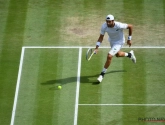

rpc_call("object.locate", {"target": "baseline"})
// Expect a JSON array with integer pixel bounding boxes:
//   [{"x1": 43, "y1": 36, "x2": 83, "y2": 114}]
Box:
[
  {"x1": 79, "y1": 104, "x2": 165, "y2": 106},
  {"x1": 23, "y1": 46, "x2": 165, "y2": 49}
]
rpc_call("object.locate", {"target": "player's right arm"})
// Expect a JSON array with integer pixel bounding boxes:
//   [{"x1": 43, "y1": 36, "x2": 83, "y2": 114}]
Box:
[
  {"x1": 96, "y1": 34, "x2": 104, "y2": 49},
  {"x1": 95, "y1": 23, "x2": 106, "y2": 53},
  {"x1": 95, "y1": 34, "x2": 104, "y2": 53}
]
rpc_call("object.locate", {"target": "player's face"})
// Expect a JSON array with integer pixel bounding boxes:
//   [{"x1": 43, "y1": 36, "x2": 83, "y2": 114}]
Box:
[{"x1": 106, "y1": 20, "x2": 114, "y2": 27}]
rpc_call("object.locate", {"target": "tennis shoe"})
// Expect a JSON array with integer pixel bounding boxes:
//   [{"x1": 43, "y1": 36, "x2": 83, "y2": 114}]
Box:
[
  {"x1": 130, "y1": 50, "x2": 136, "y2": 63},
  {"x1": 97, "y1": 75, "x2": 103, "y2": 83}
]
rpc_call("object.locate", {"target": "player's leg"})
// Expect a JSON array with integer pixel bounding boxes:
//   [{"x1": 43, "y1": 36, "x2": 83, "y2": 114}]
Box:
[
  {"x1": 97, "y1": 44, "x2": 121, "y2": 83},
  {"x1": 97, "y1": 54, "x2": 112, "y2": 83},
  {"x1": 104, "y1": 53, "x2": 113, "y2": 69},
  {"x1": 116, "y1": 50, "x2": 136, "y2": 63},
  {"x1": 116, "y1": 51, "x2": 131, "y2": 57}
]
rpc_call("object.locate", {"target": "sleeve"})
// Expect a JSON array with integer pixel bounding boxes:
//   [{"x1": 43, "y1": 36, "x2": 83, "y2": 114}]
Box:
[
  {"x1": 118, "y1": 22, "x2": 128, "y2": 29},
  {"x1": 100, "y1": 24, "x2": 105, "y2": 35}
]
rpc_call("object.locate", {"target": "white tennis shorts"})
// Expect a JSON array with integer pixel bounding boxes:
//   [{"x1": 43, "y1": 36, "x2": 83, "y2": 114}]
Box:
[{"x1": 108, "y1": 43, "x2": 123, "y2": 56}]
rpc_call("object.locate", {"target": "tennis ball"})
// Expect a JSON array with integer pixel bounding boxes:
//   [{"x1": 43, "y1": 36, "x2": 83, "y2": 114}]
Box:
[{"x1": 58, "y1": 86, "x2": 62, "y2": 89}]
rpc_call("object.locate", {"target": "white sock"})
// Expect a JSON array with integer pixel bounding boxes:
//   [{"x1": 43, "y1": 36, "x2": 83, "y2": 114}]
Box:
[
  {"x1": 102, "y1": 68, "x2": 107, "y2": 73},
  {"x1": 125, "y1": 53, "x2": 128, "y2": 57}
]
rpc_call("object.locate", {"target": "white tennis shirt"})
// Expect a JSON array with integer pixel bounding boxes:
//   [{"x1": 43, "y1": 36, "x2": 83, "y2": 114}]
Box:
[{"x1": 100, "y1": 21, "x2": 128, "y2": 45}]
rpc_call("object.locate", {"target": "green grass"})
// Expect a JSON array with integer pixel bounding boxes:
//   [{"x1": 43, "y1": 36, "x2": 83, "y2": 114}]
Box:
[
  {"x1": 14, "y1": 48, "x2": 78, "y2": 125},
  {"x1": 0, "y1": 0, "x2": 28, "y2": 124},
  {"x1": 80, "y1": 48, "x2": 165, "y2": 125},
  {"x1": 0, "y1": 0, "x2": 165, "y2": 125},
  {"x1": 10, "y1": 47, "x2": 165, "y2": 125}
]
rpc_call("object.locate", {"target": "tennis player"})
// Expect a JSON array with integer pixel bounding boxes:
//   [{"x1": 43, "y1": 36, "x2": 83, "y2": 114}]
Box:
[{"x1": 95, "y1": 14, "x2": 136, "y2": 83}]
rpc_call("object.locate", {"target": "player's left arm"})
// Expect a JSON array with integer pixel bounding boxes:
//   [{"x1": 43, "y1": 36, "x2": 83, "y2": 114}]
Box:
[{"x1": 127, "y1": 24, "x2": 133, "y2": 47}]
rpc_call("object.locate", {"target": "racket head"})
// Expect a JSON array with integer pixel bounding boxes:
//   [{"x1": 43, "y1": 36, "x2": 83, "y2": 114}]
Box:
[{"x1": 86, "y1": 48, "x2": 93, "y2": 61}]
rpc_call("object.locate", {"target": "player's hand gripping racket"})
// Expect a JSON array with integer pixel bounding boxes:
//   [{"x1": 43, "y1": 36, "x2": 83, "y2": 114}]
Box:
[{"x1": 86, "y1": 48, "x2": 95, "y2": 61}]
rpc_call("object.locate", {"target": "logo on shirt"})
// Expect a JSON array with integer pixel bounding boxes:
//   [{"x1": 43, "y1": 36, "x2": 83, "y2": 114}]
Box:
[{"x1": 116, "y1": 29, "x2": 119, "y2": 31}]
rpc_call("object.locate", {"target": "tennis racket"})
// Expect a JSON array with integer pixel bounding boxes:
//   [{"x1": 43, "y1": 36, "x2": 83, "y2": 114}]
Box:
[{"x1": 86, "y1": 48, "x2": 95, "y2": 61}]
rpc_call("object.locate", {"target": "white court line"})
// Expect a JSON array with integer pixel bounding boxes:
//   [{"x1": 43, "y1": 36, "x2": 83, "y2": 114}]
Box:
[
  {"x1": 23, "y1": 46, "x2": 165, "y2": 49},
  {"x1": 79, "y1": 104, "x2": 165, "y2": 106},
  {"x1": 10, "y1": 47, "x2": 25, "y2": 125},
  {"x1": 74, "y1": 47, "x2": 82, "y2": 125}
]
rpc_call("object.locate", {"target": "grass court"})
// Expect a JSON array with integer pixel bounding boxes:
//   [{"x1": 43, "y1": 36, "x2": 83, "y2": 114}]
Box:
[{"x1": 0, "y1": 0, "x2": 165, "y2": 125}]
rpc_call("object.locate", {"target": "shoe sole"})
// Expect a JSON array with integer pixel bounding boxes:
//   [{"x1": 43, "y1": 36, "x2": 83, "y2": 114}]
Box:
[
  {"x1": 97, "y1": 79, "x2": 101, "y2": 83},
  {"x1": 130, "y1": 50, "x2": 136, "y2": 63},
  {"x1": 97, "y1": 78, "x2": 103, "y2": 83}
]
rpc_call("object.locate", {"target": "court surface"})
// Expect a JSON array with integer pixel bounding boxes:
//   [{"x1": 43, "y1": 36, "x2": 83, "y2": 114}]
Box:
[
  {"x1": 11, "y1": 46, "x2": 165, "y2": 125},
  {"x1": 1, "y1": 0, "x2": 165, "y2": 125}
]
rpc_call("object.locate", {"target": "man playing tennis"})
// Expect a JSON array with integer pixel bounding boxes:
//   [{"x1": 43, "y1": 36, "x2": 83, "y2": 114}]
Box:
[{"x1": 95, "y1": 14, "x2": 136, "y2": 83}]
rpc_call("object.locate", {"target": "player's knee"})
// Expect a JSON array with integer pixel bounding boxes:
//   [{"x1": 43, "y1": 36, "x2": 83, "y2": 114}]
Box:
[
  {"x1": 115, "y1": 52, "x2": 122, "y2": 57},
  {"x1": 115, "y1": 53, "x2": 119, "y2": 57},
  {"x1": 107, "y1": 53, "x2": 113, "y2": 60}
]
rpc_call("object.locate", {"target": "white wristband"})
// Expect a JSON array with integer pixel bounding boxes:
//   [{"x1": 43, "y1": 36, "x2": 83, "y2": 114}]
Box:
[
  {"x1": 128, "y1": 36, "x2": 132, "y2": 40},
  {"x1": 96, "y1": 42, "x2": 101, "y2": 46}
]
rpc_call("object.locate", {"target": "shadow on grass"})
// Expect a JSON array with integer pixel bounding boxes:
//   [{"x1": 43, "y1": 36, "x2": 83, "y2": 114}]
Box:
[{"x1": 41, "y1": 70, "x2": 126, "y2": 89}]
